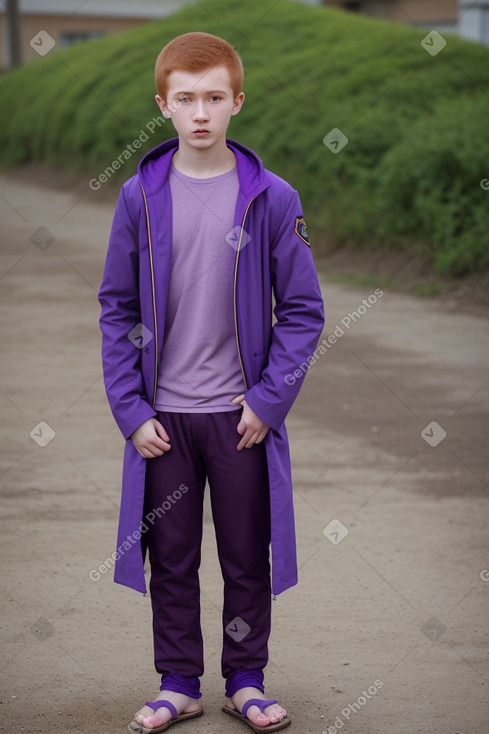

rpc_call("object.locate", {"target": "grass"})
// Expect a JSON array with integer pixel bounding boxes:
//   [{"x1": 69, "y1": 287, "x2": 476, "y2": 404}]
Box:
[
  {"x1": 1, "y1": 0, "x2": 488, "y2": 275},
  {"x1": 411, "y1": 282, "x2": 442, "y2": 297},
  {"x1": 326, "y1": 273, "x2": 393, "y2": 290}
]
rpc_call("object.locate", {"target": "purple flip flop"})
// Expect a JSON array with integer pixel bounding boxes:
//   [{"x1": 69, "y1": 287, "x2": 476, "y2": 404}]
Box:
[
  {"x1": 222, "y1": 698, "x2": 291, "y2": 732},
  {"x1": 128, "y1": 699, "x2": 204, "y2": 734}
]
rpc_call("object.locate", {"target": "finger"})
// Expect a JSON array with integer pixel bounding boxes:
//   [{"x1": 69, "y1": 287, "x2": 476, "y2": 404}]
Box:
[
  {"x1": 151, "y1": 438, "x2": 171, "y2": 452},
  {"x1": 236, "y1": 419, "x2": 246, "y2": 436},
  {"x1": 231, "y1": 394, "x2": 245, "y2": 405},
  {"x1": 254, "y1": 428, "x2": 268, "y2": 444},
  {"x1": 141, "y1": 438, "x2": 169, "y2": 458},
  {"x1": 244, "y1": 433, "x2": 258, "y2": 449},
  {"x1": 149, "y1": 431, "x2": 171, "y2": 451},
  {"x1": 143, "y1": 450, "x2": 159, "y2": 459},
  {"x1": 144, "y1": 444, "x2": 165, "y2": 458},
  {"x1": 138, "y1": 446, "x2": 157, "y2": 459},
  {"x1": 236, "y1": 429, "x2": 253, "y2": 451},
  {"x1": 154, "y1": 420, "x2": 170, "y2": 443},
  {"x1": 236, "y1": 433, "x2": 246, "y2": 451}
]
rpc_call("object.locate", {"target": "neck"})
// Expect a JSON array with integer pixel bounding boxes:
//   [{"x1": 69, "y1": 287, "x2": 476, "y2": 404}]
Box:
[{"x1": 172, "y1": 136, "x2": 236, "y2": 178}]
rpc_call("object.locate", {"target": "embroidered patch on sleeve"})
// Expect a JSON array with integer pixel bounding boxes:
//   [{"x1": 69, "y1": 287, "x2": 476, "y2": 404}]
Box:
[{"x1": 294, "y1": 216, "x2": 310, "y2": 246}]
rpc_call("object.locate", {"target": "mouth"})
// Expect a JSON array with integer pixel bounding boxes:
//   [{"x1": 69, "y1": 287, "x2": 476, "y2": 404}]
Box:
[{"x1": 193, "y1": 129, "x2": 210, "y2": 134}]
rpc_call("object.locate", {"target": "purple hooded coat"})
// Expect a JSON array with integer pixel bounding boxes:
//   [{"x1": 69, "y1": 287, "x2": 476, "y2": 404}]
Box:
[{"x1": 98, "y1": 136, "x2": 325, "y2": 596}]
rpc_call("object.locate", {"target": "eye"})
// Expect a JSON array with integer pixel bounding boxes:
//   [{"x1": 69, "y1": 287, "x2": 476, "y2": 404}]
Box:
[
  {"x1": 179, "y1": 96, "x2": 190, "y2": 103},
  {"x1": 210, "y1": 96, "x2": 221, "y2": 102}
]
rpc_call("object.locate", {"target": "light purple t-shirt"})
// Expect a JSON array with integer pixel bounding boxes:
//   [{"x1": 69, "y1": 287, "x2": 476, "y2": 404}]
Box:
[{"x1": 154, "y1": 158, "x2": 246, "y2": 412}]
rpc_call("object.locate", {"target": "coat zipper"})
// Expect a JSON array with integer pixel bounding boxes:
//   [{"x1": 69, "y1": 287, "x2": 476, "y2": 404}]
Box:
[
  {"x1": 139, "y1": 181, "x2": 159, "y2": 409},
  {"x1": 233, "y1": 195, "x2": 258, "y2": 391}
]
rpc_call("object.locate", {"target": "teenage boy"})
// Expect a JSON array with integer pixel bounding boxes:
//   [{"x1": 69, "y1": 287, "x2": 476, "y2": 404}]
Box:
[{"x1": 98, "y1": 31, "x2": 325, "y2": 734}]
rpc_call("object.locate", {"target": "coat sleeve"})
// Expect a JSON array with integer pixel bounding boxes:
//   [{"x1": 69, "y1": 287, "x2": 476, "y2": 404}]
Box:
[
  {"x1": 244, "y1": 187, "x2": 325, "y2": 432},
  {"x1": 98, "y1": 184, "x2": 157, "y2": 440}
]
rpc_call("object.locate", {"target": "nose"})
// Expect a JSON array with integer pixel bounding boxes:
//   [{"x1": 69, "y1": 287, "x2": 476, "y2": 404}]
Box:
[{"x1": 193, "y1": 99, "x2": 209, "y2": 122}]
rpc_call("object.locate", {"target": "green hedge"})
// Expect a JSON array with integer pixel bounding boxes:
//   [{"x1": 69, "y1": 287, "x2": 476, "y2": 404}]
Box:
[{"x1": 1, "y1": 0, "x2": 488, "y2": 274}]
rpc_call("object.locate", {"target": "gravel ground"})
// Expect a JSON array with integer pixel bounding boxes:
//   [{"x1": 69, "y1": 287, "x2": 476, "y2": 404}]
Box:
[{"x1": 0, "y1": 172, "x2": 488, "y2": 734}]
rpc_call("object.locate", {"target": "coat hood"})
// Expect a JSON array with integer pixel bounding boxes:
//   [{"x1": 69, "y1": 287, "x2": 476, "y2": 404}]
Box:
[{"x1": 137, "y1": 136, "x2": 271, "y2": 200}]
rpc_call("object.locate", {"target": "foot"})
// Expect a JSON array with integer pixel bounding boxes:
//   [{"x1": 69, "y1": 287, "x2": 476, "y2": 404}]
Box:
[
  {"x1": 133, "y1": 690, "x2": 202, "y2": 730},
  {"x1": 226, "y1": 687, "x2": 288, "y2": 728}
]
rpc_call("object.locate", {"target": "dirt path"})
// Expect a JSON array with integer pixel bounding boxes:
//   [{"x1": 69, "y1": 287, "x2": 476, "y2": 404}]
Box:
[{"x1": 1, "y1": 173, "x2": 488, "y2": 734}]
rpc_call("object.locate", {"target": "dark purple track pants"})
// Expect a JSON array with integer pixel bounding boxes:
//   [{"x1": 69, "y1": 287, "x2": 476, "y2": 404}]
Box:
[{"x1": 143, "y1": 409, "x2": 272, "y2": 686}]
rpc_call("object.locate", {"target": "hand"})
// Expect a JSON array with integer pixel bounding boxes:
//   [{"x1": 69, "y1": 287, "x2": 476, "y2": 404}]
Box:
[
  {"x1": 130, "y1": 417, "x2": 171, "y2": 458},
  {"x1": 231, "y1": 394, "x2": 270, "y2": 451}
]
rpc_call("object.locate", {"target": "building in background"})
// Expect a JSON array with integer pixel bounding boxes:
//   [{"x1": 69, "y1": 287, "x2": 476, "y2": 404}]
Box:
[
  {"x1": 321, "y1": 0, "x2": 458, "y2": 32},
  {"x1": 1, "y1": 0, "x2": 488, "y2": 70},
  {"x1": 322, "y1": 0, "x2": 489, "y2": 44},
  {"x1": 458, "y1": 0, "x2": 489, "y2": 45},
  {"x1": 0, "y1": 0, "x2": 195, "y2": 69}
]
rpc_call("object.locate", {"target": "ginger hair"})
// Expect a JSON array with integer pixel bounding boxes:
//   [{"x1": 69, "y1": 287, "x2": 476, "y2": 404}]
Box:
[{"x1": 155, "y1": 31, "x2": 244, "y2": 102}]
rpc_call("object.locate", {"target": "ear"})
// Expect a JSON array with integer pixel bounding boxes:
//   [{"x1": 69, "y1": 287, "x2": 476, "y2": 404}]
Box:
[
  {"x1": 155, "y1": 94, "x2": 172, "y2": 119},
  {"x1": 230, "y1": 91, "x2": 245, "y2": 117}
]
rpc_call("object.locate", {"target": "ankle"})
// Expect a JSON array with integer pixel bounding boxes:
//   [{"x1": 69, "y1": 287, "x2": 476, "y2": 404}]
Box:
[
  {"x1": 159, "y1": 671, "x2": 202, "y2": 699},
  {"x1": 225, "y1": 669, "x2": 265, "y2": 699}
]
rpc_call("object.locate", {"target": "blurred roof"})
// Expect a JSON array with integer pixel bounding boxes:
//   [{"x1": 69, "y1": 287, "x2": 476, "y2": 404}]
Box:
[{"x1": 14, "y1": 0, "x2": 194, "y2": 18}]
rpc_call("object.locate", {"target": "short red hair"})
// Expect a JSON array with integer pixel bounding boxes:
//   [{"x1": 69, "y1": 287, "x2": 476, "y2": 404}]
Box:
[{"x1": 155, "y1": 31, "x2": 244, "y2": 101}]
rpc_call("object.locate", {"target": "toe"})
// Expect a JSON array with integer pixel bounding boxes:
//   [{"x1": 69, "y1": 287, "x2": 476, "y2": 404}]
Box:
[
  {"x1": 226, "y1": 689, "x2": 288, "y2": 728},
  {"x1": 264, "y1": 704, "x2": 287, "y2": 722},
  {"x1": 142, "y1": 715, "x2": 158, "y2": 728},
  {"x1": 132, "y1": 706, "x2": 170, "y2": 730},
  {"x1": 248, "y1": 708, "x2": 271, "y2": 727},
  {"x1": 134, "y1": 706, "x2": 151, "y2": 722}
]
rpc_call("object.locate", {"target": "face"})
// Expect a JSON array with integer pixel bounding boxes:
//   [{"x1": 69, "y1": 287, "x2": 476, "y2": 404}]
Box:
[{"x1": 155, "y1": 65, "x2": 244, "y2": 149}]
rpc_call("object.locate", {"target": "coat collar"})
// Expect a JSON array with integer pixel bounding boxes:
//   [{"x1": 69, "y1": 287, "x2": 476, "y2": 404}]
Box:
[{"x1": 137, "y1": 136, "x2": 271, "y2": 201}]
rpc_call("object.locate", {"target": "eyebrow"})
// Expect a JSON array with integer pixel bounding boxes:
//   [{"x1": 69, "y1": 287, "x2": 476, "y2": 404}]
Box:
[{"x1": 172, "y1": 89, "x2": 228, "y2": 96}]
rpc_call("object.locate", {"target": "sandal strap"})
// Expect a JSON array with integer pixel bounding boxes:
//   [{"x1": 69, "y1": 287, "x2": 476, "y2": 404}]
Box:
[
  {"x1": 242, "y1": 698, "x2": 278, "y2": 718},
  {"x1": 144, "y1": 699, "x2": 178, "y2": 719}
]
